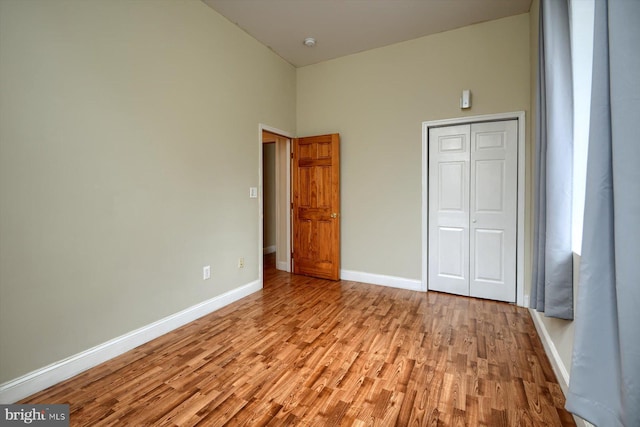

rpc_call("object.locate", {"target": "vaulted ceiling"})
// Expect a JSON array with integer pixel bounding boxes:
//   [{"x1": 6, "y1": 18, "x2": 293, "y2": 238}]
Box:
[{"x1": 202, "y1": 0, "x2": 533, "y2": 67}]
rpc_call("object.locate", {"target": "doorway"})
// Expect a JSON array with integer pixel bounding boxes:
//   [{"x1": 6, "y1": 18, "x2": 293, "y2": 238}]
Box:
[
  {"x1": 422, "y1": 112, "x2": 526, "y2": 306},
  {"x1": 259, "y1": 125, "x2": 293, "y2": 285}
]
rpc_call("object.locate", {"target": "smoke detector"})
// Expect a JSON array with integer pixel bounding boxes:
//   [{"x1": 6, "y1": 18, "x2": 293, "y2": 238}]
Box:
[{"x1": 303, "y1": 37, "x2": 316, "y2": 47}]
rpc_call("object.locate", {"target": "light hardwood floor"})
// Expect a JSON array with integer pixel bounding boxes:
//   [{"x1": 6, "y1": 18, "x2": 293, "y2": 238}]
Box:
[{"x1": 21, "y1": 254, "x2": 575, "y2": 426}]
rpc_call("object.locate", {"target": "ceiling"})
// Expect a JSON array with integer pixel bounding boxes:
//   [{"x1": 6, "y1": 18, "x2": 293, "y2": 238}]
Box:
[{"x1": 202, "y1": 0, "x2": 532, "y2": 68}]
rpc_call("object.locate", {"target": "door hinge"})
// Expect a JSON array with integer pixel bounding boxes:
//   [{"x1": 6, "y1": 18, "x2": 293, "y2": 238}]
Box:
[
  {"x1": 291, "y1": 202, "x2": 293, "y2": 209},
  {"x1": 291, "y1": 152, "x2": 294, "y2": 159}
]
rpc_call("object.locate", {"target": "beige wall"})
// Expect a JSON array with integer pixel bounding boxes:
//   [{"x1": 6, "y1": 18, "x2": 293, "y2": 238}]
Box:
[
  {"x1": 0, "y1": 0, "x2": 296, "y2": 382},
  {"x1": 0, "y1": 1, "x2": 537, "y2": 388},
  {"x1": 275, "y1": 137, "x2": 290, "y2": 270},
  {"x1": 297, "y1": 14, "x2": 531, "y2": 280},
  {"x1": 263, "y1": 144, "x2": 276, "y2": 250}
]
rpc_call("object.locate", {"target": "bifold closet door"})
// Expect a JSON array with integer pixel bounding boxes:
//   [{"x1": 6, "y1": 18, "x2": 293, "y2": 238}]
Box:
[
  {"x1": 428, "y1": 120, "x2": 517, "y2": 303},
  {"x1": 469, "y1": 121, "x2": 517, "y2": 302},
  {"x1": 428, "y1": 125, "x2": 471, "y2": 296}
]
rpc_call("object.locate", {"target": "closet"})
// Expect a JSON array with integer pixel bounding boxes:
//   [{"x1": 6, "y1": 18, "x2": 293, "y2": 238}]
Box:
[{"x1": 428, "y1": 120, "x2": 517, "y2": 302}]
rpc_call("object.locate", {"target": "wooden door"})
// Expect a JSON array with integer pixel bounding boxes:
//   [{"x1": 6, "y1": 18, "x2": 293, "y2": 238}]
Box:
[{"x1": 292, "y1": 134, "x2": 340, "y2": 280}]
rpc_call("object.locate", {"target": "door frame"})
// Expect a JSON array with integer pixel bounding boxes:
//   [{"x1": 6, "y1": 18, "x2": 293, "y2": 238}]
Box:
[
  {"x1": 421, "y1": 111, "x2": 526, "y2": 306},
  {"x1": 259, "y1": 124, "x2": 293, "y2": 286}
]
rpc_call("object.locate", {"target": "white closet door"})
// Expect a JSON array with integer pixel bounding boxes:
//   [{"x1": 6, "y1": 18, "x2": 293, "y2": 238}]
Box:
[
  {"x1": 428, "y1": 125, "x2": 470, "y2": 296},
  {"x1": 428, "y1": 120, "x2": 517, "y2": 303},
  {"x1": 469, "y1": 120, "x2": 517, "y2": 302}
]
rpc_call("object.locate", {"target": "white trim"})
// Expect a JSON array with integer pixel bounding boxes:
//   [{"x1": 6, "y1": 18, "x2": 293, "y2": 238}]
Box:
[
  {"x1": 275, "y1": 137, "x2": 292, "y2": 273},
  {"x1": 516, "y1": 114, "x2": 526, "y2": 307},
  {"x1": 341, "y1": 270, "x2": 422, "y2": 292},
  {"x1": 260, "y1": 124, "x2": 294, "y2": 139},
  {"x1": 421, "y1": 124, "x2": 429, "y2": 292},
  {"x1": 0, "y1": 280, "x2": 261, "y2": 404},
  {"x1": 528, "y1": 310, "x2": 592, "y2": 427},
  {"x1": 263, "y1": 245, "x2": 276, "y2": 255},
  {"x1": 258, "y1": 126, "x2": 264, "y2": 286},
  {"x1": 421, "y1": 111, "x2": 526, "y2": 306},
  {"x1": 529, "y1": 309, "x2": 570, "y2": 393},
  {"x1": 276, "y1": 261, "x2": 290, "y2": 271}
]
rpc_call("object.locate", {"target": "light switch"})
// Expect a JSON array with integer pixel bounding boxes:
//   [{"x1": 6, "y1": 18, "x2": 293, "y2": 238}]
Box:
[{"x1": 249, "y1": 187, "x2": 258, "y2": 198}]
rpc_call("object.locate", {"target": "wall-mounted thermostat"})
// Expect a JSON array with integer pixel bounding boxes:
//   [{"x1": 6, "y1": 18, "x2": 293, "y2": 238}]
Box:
[{"x1": 460, "y1": 90, "x2": 471, "y2": 109}]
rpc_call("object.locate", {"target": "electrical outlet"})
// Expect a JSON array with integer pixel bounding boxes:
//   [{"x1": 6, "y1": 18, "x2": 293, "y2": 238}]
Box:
[
  {"x1": 238, "y1": 257, "x2": 245, "y2": 268},
  {"x1": 203, "y1": 265, "x2": 211, "y2": 280}
]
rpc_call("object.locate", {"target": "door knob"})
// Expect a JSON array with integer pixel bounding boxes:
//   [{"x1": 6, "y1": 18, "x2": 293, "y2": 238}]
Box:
[
  {"x1": 472, "y1": 219, "x2": 477, "y2": 223},
  {"x1": 331, "y1": 213, "x2": 338, "y2": 218}
]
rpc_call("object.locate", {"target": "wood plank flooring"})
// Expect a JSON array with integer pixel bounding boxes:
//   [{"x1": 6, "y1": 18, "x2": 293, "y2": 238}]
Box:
[{"x1": 21, "y1": 255, "x2": 575, "y2": 426}]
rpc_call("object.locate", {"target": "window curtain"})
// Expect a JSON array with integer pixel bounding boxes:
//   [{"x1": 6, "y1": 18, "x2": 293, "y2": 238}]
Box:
[
  {"x1": 530, "y1": 0, "x2": 574, "y2": 319},
  {"x1": 565, "y1": 1, "x2": 640, "y2": 426}
]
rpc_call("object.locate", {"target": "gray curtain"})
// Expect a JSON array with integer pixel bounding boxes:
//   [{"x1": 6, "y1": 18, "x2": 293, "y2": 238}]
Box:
[
  {"x1": 530, "y1": 0, "x2": 574, "y2": 319},
  {"x1": 565, "y1": 1, "x2": 640, "y2": 426}
]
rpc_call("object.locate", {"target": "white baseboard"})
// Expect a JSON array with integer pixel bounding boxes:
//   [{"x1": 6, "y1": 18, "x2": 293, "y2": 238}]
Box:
[
  {"x1": 276, "y1": 261, "x2": 290, "y2": 272},
  {"x1": 263, "y1": 245, "x2": 276, "y2": 255},
  {"x1": 341, "y1": 269, "x2": 422, "y2": 292},
  {"x1": 0, "y1": 280, "x2": 262, "y2": 404},
  {"x1": 529, "y1": 309, "x2": 570, "y2": 392},
  {"x1": 529, "y1": 309, "x2": 592, "y2": 427}
]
